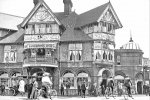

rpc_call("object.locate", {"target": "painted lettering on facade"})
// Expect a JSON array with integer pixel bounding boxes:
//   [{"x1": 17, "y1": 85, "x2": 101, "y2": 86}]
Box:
[
  {"x1": 24, "y1": 34, "x2": 60, "y2": 41},
  {"x1": 93, "y1": 33, "x2": 114, "y2": 41},
  {"x1": 24, "y1": 42, "x2": 57, "y2": 49}
]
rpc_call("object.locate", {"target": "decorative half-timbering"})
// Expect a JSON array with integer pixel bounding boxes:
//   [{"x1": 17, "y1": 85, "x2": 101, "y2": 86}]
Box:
[{"x1": 29, "y1": 6, "x2": 55, "y2": 22}]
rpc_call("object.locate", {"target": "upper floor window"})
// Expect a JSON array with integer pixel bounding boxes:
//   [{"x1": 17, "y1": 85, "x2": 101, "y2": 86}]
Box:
[
  {"x1": 25, "y1": 23, "x2": 59, "y2": 34},
  {"x1": 94, "y1": 41, "x2": 102, "y2": 60},
  {"x1": 69, "y1": 43, "x2": 82, "y2": 61},
  {"x1": 4, "y1": 45, "x2": 17, "y2": 63},
  {"x1": 117, "y1": 55, "x2": 121, "y2": 65}
]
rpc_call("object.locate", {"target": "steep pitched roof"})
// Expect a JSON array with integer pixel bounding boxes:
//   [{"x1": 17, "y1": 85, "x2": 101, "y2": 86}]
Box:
[
  {"x1": 0, "y1": 29, "x2": 24, "y2": 44},
  {"x1": 0, "y1": 12, "x2": 24, "y2": 30},
  {"x1": 75, "y1": 2, "x2": 109, "y2": 28},
  {"x1": 20, "y1": 0, "x2": 61, "y2": 28},
  {"x1": 75, "y1": 2, "x2": 122, "y2": 28},
  {"x1": 60, "y1": 12, "x2": 92, "y2": 42}
]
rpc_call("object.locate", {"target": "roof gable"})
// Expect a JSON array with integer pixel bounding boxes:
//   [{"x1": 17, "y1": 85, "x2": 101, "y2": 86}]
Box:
[
  {"x1": 75, "y1": 2, "x2": 122, "y2": 28},
  {"x1": 75, "y1": 2, "x2": 109, "y2": 28},
  {"x1": 20, "y1": 0, "x2": 61, "y2": 27},
  {"x1": 98, "y1": 2, "x2": 122, "y2": 28}
]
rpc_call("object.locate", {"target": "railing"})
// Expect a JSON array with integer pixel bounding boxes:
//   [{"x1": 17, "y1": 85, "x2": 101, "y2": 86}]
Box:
[{"x1": 24, "y1": 56, "x2": 57, "y2": 65}]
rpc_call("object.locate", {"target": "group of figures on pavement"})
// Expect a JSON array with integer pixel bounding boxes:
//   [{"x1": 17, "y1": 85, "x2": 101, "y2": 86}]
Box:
[
  {"x1": 0, "y1": 76, "x2": 150, "y2": 98},
  {"x1": 0, "y1": 72, "x2": 53, "y2": 99}
]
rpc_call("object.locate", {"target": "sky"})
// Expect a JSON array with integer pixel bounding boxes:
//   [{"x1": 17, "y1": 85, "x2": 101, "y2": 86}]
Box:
[{"x1": 0, "y1": 0, "x2": 149, "y2": 58}]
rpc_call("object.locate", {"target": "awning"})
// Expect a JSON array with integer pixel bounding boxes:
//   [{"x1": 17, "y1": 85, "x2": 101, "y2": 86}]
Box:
[
  {"x1": 114, "y1": 75, "x2": 124, "y2": 80},
  {"x1": 23, "y1": 64, "x2": 58, "y2": 68}
]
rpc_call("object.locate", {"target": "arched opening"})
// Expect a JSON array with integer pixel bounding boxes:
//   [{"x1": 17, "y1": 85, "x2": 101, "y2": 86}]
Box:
[
  {"x1": 136, "y1": 73, "x2": 143, "y2": 94},
  {"x1": 11, "y1": 71, "x2": 22, "y2": 87},
  {"x1": 77, "y1": 71, "x2": 90, "y2": 88},
  {"x1": 98, "y1": 68, "x2": 112, "y2": 89},
  {"x1": 61, "y1": 71, "x2": 75, "y2": 89}
]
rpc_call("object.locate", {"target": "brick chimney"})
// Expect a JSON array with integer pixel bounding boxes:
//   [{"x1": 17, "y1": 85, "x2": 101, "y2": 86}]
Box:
[
  {"x1": 63, "y1": 0, "x2": 73, "y2": 15},
  {"x1": 33, "y1": 0, "x2": 39, "y2": 6}
]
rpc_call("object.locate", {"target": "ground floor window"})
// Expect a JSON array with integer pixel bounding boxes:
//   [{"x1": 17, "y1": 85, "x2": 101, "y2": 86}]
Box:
[{"x1": 62, "y1": 72, "x2": 75, "y2": 88}]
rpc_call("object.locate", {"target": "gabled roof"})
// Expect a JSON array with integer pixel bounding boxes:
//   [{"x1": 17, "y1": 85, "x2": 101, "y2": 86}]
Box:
[
  {"x1": 0, "y1": 12, "x2": 24, "y2": 30},
  {"x1": 75, "y1": 2, "x2": 122, "y2": 28},
  {"x1": 0, "y1": 29, "x2": 24, "y2": 44},
  {"x1": 60, "y1": 12, "x2": 92, "y2": 42},
  {"x1": 20, "y1": 0, "x2": 61, "y2": 28}
]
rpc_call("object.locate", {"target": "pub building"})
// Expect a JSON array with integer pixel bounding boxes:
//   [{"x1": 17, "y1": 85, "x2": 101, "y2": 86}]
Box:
[{"x1": 0, "y1": 0, "x2": 123, "y2": 94}]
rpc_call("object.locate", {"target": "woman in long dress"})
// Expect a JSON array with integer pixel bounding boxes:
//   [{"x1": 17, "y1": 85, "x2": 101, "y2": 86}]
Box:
[
  {"x1": 30, "y1": 77, "x2": 38, "y2": 99},
  {"x1": 18, "y1": 78, "x2": 25, "y2": 96}
]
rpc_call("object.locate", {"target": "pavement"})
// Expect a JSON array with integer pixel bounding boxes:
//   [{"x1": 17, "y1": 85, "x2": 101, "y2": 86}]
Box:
[{"x1": 0, "y1": 95, "x2": 149, "y2": 100}]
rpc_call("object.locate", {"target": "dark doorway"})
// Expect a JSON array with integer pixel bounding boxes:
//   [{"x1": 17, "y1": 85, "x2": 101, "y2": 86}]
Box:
[{"x1": 137, "y1": 81, "x2": 143, "y2": 94}]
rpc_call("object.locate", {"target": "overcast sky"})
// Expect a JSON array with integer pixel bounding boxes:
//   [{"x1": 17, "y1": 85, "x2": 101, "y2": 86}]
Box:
[{"x1": 0, "y1": 0, "x2": 149, "y2": 58}]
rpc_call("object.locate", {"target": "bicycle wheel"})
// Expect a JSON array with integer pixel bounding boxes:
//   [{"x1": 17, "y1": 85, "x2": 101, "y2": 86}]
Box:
[
  {"x1": 51, "y1": 90, "x2": 57, "y2": 98},
  {"x1": 9, "y1": 89, "x2": 15, "y2": 96},
  {"x1": 123, "y1": 89, "x2": 128, "y2": 100},
  {"x1": 105, "y1": 89, "x2": 109, "y2": 99}
]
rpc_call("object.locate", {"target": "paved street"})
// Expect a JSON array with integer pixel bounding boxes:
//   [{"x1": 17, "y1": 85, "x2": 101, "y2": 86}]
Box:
[{"x1": 0, "y1": 95, "x2": 149, "y2": 100}]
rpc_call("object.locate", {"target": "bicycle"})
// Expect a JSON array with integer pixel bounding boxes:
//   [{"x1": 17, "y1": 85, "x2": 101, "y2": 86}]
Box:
[
  {"x1": 104, "y1": 86, "x2": 115, "y2": 99},
  {"x1": 37, "y1": 85, "x2": 57, "y2": 100},
  {"x1": 122, "y1": 86, "x2": 134, "y2": 100},
  {"x1": 5, "y1": 87, "x2": 15, "y2": 96}
]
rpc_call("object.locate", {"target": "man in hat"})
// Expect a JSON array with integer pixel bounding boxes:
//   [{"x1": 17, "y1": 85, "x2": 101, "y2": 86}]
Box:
[
  {"x1": 81, "y1": 81, "x2": 86, "y2": 98},
  {"x1": 107, "y1": 77, "x2": 114, "y2": 95},
  {"x1": 124, "y1": 76, "x2": 132, "y2": 97}
]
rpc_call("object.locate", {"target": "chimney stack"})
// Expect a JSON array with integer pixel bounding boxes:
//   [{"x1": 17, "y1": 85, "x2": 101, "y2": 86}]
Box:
[
  {"x1": 33, "y1": 0, "x2": 39, "y2": 6},
  {"x1": 63, "y1": 0, "x2": 73, "y2": 16}
]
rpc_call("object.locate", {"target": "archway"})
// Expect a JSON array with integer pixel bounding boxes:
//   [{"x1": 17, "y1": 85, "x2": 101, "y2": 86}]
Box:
[
  {"x1": 98, "y1": 68, "x2": 112, "y2": 89},
  {"x1": 61, "y1": 70, "x2": 75, "y2": 89},
  {"x1": 10, "y1": 71, "x2": 22, "y2": 87},
  {"x1": 77, "y1": 71, "x2": 90, "y2": 89},
  {"x1": 135, "y1": 73, "x2": 143, "y2": 94}
]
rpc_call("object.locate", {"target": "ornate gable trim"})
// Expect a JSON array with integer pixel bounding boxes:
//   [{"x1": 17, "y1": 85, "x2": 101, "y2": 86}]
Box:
[
  {"x1": 97, "y1": 2, "x2": 123, "y2": 28},
  {"x1": 20, "y1": 0, "x2": 61, "y2": 28}
]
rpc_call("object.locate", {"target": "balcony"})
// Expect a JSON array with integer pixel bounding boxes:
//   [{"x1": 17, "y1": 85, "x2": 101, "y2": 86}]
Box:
[{"x1": 23, "y1": 56, "x2": 58, "y2": 67}]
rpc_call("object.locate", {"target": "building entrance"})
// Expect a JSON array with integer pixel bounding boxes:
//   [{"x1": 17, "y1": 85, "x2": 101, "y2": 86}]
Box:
[{"x1": 137, "y1": 81, "x2": 143, "y2": 94}]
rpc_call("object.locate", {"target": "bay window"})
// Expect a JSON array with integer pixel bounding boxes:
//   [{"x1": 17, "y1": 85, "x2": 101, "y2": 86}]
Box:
[
  {"x1": 25, "y1": 23, "x2": 60, "y2": 34},
  {"x1": 69, "y1": 43, "x2": 82, "y2": 61}
]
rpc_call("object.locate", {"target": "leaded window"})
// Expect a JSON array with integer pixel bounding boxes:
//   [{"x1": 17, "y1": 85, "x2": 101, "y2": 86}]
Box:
[{"x1": 69, "y1": 44, "x2": 82, "y2": 61}]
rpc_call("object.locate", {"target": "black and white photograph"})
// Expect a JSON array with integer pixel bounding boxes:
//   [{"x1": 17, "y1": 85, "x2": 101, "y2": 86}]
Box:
[{"x1": 0, "y1": 0, "x2": 149, "y2": 100}]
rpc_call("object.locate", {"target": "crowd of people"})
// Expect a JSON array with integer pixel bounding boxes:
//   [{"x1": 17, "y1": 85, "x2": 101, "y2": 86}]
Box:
[{"x1": 0, "y1": 76, "x2": 150, "y2": 98}]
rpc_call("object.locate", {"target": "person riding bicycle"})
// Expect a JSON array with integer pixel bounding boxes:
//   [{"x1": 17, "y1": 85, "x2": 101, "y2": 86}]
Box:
[
  {"x1": 124, "y1": 76, "x2": 132, "y2": 97},
  {"x1": 107, "y1": 77, "x2": 114, "y2": 95},
  {"x1": 41, "y1": 72, "x2": 52, "y2": 98}
]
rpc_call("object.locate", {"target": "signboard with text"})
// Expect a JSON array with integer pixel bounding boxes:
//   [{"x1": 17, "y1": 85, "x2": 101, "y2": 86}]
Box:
[
  {"x1": 24, "y1": 34, "x2": 60, "y2": 41},
  {"x1": 24, "y1": 42, "x2": 57, "y2": 49}
]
